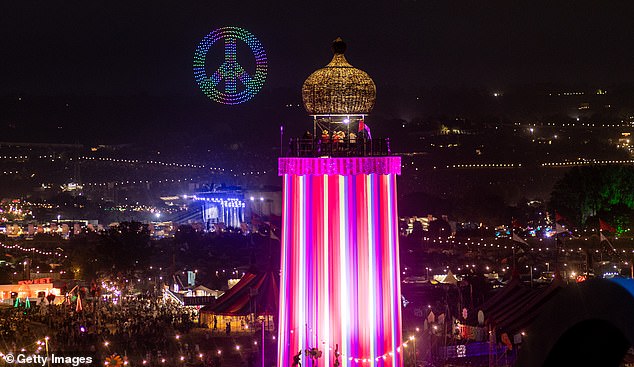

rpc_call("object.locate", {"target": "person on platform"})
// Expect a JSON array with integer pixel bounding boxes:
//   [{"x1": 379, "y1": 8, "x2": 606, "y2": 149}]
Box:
[
  {"x1": 349, "y1": 132, "x2": 356, "y2": 144},
  {"x1": 321, "y1": 130, "x2": 330, "y2": 143},
  {"x1": 334, "y1": 131, "x2": 344, "y2": 143}
]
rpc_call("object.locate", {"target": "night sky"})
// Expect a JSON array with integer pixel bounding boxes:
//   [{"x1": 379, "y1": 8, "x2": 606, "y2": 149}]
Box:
[
  {"x1": 4, "y1": 1, "x2": 634, "y2": 94},
  {"x1": 2, "y1": 1, "x2": 634, "y2": 144}
]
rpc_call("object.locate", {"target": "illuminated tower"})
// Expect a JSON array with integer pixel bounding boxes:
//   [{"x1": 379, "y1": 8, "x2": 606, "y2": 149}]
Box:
[{"x1": 277, "y1": 38, "x2": 403, "y2": 367}]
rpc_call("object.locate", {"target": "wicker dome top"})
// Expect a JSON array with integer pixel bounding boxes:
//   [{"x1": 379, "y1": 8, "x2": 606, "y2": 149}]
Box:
[{"x1": 302, "y1": 38, "x2": 376, "y2": 116}]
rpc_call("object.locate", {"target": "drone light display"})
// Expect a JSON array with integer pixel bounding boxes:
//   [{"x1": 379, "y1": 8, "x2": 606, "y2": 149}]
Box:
[
  {"x1": 193, "y1": 27, "x2": 267, "y2": 105},
  {"x1": 277, "y1": 157, "x2": 403, "y2": 367}
]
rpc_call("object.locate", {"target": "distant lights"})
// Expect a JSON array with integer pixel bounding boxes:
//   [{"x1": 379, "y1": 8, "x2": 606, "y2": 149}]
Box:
[
  {"x1": 541, "y1": 159, "x2": 634, "y2": 167},
  {"x1": 1, "y1": 242, "x2": 63, "y2": 257},
  {"x1": 447, "y1": 163, "x2": 518, "y2": 169},
  {"x1": 6, "y1": 154, "x2": 271, "y2": 180},
  {"x1": 74, "y1": 155, "x2": 210, "y2": 169},
  {"x1": 191, "y1": 196, "x2": 246, "y2": 208},
  {"x1": 435, "y1": 159, "x2": 634, "y2": 170}
]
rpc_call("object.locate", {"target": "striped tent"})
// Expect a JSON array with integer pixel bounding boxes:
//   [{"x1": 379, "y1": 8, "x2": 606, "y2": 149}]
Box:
[{"x1": 201, "y1": 271, "x2": 279, "y2": 316}]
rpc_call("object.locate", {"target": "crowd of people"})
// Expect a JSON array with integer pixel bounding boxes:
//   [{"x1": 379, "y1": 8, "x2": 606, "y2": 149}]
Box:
[
  {"x1": 39, "y1": 297, "x2": 195, "y2": 355},
  {"x1": 0, "y1": 307, "x2": 42, "y2": 353},
  {"x1": 0, "y1": 295, "x2": 211, "y2": 366}
]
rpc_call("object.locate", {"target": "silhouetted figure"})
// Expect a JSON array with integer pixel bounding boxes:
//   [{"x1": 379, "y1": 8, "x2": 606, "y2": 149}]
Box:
[{"x1": 292, "y1": 351, "x2": 302, "y2": 367}]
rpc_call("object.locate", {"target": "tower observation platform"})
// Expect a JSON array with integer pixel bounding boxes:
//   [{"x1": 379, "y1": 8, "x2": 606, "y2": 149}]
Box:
[
  {"x1": 285, "y1": 36, "x2": 390, "y2": 159},
  {"x1": 277, "y1": 38, "x2": 403, "y2": 367}
]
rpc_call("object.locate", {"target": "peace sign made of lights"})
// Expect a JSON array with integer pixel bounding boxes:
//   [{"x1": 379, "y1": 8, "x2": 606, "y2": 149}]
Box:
[{"x1": 193, "y1": 27, "x2": 267, "y2": 105}]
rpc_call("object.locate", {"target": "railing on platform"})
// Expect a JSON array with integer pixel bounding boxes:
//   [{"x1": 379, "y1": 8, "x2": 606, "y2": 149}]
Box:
[{"x1": 285, "y1": 137, "x2": 392, "y2": 157}]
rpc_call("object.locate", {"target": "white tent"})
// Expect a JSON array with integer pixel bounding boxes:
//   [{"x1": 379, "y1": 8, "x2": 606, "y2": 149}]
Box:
[{"x1": 441, "y1": 270, "x2": 459, "y2": 285}]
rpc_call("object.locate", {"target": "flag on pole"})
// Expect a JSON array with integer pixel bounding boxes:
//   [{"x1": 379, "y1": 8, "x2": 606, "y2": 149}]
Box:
[
  {"x1": 511, "y1": 218, "x2": 521, "y2": 228},
  {"x1": 554, "y1": 223, "x2": 578, "y2": 239},
  {"x1": 555, "y1": 223, "x2": 566, "y2": 234},
  {"x1": 358, "y1": 119, "x2": 372, "y2": 139},
  {"x1": 600, "y1": 232, "x2": 617, "y2": 253},
  {"x1": 555, "y1": 212, "x2": 565, "y2": 223},
  {"x1": 599, "y1": 219, "x2": 616, "y2": 233},
  {"x1": 600, "y1": 232, "x2": 609, "y2": 243},
  {"x1": 512, "y1": 233, "x2": 528, "y2": 246}
]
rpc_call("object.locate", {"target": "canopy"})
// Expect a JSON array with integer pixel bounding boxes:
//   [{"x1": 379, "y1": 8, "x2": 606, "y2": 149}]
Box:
[
  {"x1": 441, "y1": 270, "x2": 459, "y2": 285},
  {"x1": 482, "y1": 275, "x2": 563, "y2": 334},
  {"x1": 200, "y1": 271, "x2": 279, "y2": 316}
]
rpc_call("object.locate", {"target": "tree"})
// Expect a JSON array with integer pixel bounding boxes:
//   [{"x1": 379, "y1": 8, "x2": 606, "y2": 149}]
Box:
[
  {"x1": 96, "y1": 222, "x2": 153, "y2": 272},
  {"x1": 550, "y1": 166, "x2": 634, "y2": 231}
]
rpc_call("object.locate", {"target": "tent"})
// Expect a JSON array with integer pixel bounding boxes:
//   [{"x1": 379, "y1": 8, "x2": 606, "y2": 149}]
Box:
[
  {"x1": 481, "y1": 274, "x2": 563, "y2": 335},
  {"x1": 441, "y1": 270, "x2": 459, "y2": 285},
  {"x1": 199, "y1": 271, "x2": 279, "y2": 332}
]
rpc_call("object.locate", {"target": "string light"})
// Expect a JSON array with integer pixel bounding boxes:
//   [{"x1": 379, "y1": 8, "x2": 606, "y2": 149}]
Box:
[
  {"x1": 402, "y1": 159, "x2": 634, "y2": 170},
  {"x1": 83, "y1": 177, "x2": 198, "y2": 187},
  {"x1": 447, "y1": 163, "x2": 520, "y2": 169},
  {"x1": 284, "y1": 331, "x2": 415, "y2": 363},
  {"x1": 69, "y1": 156, "x2": 219, "y2": 170},
  {"x1": 542, "y1": 159, "x2": 634, "y2": 167},
  {"x1": 0, "y1": 154, "x2": 270, "y2": 178},
  {"x1": 0, "y1": 242, "x2": 65, "y2": 257}
]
